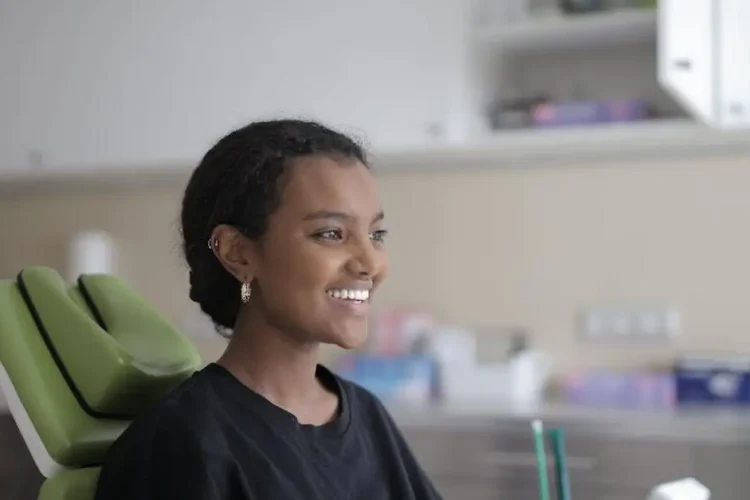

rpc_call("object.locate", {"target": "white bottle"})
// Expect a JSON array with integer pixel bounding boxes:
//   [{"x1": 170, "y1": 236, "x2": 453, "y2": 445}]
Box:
[
  {"x1": 67, "y1": 230, "x2": 117, "y2": 281},
  {"x1": 647, "y1": 478, "x2": 710, "y2": 500}
]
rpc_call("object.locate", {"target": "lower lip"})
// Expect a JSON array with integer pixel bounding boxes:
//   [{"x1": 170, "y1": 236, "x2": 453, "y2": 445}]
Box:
[{"x1": 326, "y1": 294, "x2": 370, "y2": 316}]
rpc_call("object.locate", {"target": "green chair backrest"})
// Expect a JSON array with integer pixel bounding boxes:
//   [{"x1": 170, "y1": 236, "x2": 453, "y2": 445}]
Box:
[{"x1": 0, "y1": 266, "x2": 202, "y2": 500}]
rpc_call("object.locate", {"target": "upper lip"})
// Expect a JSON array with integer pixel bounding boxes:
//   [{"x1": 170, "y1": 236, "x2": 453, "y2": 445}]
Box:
[{"x1": 327, "y1": 282, "x2": 373, "y2": 291}]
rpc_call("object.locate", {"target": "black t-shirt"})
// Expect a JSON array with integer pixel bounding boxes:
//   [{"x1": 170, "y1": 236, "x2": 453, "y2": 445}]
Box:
[{"x1": 94, "y1": 363, "x2": 443, "y2": 500}]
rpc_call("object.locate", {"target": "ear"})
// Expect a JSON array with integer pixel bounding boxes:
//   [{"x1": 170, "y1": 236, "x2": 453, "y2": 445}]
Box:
[{"x1": 209, "y1": 224, "x2": 258, "y2": 283}]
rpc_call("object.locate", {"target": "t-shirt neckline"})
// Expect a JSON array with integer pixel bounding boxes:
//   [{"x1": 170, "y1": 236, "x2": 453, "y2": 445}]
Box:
[{"x1": 204, "y1": 362, "x2": 351, "y2": 438}]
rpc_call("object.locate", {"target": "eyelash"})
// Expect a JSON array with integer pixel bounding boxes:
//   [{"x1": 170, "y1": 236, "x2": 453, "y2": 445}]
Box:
[
  {"x1": 315, "y1": 229, "x2": 388, "y2": 244},
  {"x1": 370, "y1": 229, "x2": 388, "y2": 243}
]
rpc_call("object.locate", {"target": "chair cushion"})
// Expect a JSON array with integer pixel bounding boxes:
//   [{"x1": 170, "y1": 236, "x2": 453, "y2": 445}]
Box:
[
  {"x1": 0, "y1": 266, "x2": 201, "y2": 468},
  {"x1": 37, "y1": 467, "x2": 100, "y2": 500},
  {"x1": 17, "y1": 267, "x2": 201, "y2": 417}
]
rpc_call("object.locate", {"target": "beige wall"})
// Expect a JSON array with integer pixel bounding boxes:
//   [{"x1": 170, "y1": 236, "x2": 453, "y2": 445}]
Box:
[{"x1": 2, "y1": 154, "x2": 750, "y2": 374}]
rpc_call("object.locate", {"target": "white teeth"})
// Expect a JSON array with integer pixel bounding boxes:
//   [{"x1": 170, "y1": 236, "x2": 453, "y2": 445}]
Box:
[{"x1": 327, "y1": 289, "x2": 370, "y2": 302}]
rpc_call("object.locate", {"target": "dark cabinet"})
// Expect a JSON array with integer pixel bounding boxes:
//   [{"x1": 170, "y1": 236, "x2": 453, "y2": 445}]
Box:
[
  {"x1": 401, "y1": 418, "x2": 749, "y2": 500},
  {"x1": 0, "y1": 414, "x2": 43, "y2": 500},
  {"x1": 692, "y1": 442, "x2": 750, "y2": 500}
]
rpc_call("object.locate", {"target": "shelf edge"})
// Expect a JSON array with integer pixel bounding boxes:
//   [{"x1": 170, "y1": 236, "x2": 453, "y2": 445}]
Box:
[{"x1": 2, "y1": 121, "x2": 750, "y2": 196}]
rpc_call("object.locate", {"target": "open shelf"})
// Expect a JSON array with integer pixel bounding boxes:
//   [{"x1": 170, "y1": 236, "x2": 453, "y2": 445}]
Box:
[
  {"x1": 375, "y1": 119, "x2": 750, "y2": 170},
  {"x1": 3, "y1": 120, "x2": 750, "y2": 194},
  {"x1": 475, "y1": 8, "x2": 657, "y2": 53}
]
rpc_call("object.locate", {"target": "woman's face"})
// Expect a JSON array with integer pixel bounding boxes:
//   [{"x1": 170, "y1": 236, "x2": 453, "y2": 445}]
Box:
[{"x1": 248, "y1": 155, "x2": 388, "y2": 349}]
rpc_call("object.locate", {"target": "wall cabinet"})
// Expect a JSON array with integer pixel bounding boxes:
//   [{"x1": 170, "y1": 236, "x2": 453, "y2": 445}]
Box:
[
  {"x1": 0, "y1": 0, "x2": 469, "y2": 175},
  {"x1": 4, "y1": 0, "x2": 750, "y2": 189}
]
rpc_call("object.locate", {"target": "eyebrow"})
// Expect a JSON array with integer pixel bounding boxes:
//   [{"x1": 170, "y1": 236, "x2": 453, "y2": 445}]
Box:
[{"x1": 303, "y1": 210, "x2": 385, "y2": 223}]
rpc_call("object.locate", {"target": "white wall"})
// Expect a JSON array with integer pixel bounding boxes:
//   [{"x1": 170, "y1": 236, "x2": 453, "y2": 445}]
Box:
[{"x1": 0, "y1": 0, "x2": 469, "y2": 172}]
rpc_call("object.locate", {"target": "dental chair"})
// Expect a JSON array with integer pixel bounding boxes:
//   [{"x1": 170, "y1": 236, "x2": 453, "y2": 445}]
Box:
[{"x1": 0, "y1": 266, "x2": 202, "y2": 500}]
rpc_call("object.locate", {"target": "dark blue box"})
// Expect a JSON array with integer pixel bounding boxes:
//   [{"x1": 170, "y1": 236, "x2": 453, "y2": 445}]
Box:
[{"x1": 674, "y1": 356, "x2": 750, "y2": 406}]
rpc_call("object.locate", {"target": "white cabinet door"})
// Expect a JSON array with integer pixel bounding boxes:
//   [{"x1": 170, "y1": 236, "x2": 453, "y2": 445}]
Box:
[
  {"x1": 0, "y1": 0, "x2": 467, "y2": 174},
  {"x1": 717, "y1": 0, "x2": 750, "y2": 128},
  {"x1": 657, "y1": 0, "x2": 716, "y2": 125}
]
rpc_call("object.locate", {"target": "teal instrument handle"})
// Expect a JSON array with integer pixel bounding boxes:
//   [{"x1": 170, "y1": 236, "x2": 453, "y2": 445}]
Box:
[
  {"x1": 549, "y1": 428, "x2": 572, "y2": 500},
  {"x1": 531, "y1": 420, "x2": 550, "y2": 500}
]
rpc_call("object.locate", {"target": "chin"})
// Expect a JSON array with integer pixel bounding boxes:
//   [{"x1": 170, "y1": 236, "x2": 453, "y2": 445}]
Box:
[{"x1": 324, "y1": 324, "x2": 369, "y2": 350}]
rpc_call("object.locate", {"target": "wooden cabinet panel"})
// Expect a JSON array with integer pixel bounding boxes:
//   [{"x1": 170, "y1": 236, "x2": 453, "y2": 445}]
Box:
[
  {"x1": 435, "y1": 480, "x2": 648, "y2": 500},
  {"x1": 693, "y1": 443, "x2": 750, "y2": 500},
  {"x1": 489, "y1": 426, "x2": 600, "y2": 487},
  {"x1": 595, "y1": 439, "x2": 693, "y2": 489},
  {"x1": 434, "y1": 480, "x2": 512, "y2": 500},
  {"x1": 405, "y1": 422, "x2": 700, "y2": 500},
  {"x1": 402, "y1": 427, "x2": 501, "y2": 480}
]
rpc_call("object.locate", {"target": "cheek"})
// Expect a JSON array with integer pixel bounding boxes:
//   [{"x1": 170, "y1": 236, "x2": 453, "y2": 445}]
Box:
[
  {"x1": 260, "y1": 247, "x2": 343, "y2": 305},
  {"x1": 377, "y1": 251, "x2": 389, "y2": 280}
]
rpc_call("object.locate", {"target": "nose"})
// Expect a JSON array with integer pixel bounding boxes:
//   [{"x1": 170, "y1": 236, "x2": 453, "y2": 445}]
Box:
[{"x1": 346, "y1": 236, "x2": 381, "y2": 278}]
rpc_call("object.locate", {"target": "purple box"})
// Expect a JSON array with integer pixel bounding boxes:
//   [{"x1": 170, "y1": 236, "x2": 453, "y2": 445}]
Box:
[
  {"x1": 531, "y1": 99, "x2": 651, "y2": 128},
  {"x1": 562, "y1": 371, "x2": 675, "y2": 409}
]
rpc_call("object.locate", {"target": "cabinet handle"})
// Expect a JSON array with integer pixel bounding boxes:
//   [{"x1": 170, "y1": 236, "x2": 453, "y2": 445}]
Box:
[{"x1": 483, "y1": 451, "x2": 598, "y2": 471}]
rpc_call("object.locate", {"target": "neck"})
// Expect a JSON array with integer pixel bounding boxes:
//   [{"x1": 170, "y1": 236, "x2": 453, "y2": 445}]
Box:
[{"x1": 217, "y1": 307, "x2": 322, "y2": 411}]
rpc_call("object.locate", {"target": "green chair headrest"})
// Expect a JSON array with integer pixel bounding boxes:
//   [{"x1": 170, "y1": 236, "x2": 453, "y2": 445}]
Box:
[
  {"x1": 0, "y1": 266, "x2": 201, "y2": 469},
  {"x1": 17, "y1": 266, "x2": 201, "y2": 417}
]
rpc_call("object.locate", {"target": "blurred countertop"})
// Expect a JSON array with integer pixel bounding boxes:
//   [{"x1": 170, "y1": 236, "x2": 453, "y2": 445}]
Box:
[
  {"x1": 387, "y1": 399, "x2": 750, "y2": 444},
  {"x1": 3, "y1": 390, "x2": 750, "y2": 444}
]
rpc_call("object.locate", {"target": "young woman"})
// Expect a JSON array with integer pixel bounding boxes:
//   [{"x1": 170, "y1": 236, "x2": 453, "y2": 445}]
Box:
[{"x1": 94, "y1": 120, "x2": 442, "y2": 499}]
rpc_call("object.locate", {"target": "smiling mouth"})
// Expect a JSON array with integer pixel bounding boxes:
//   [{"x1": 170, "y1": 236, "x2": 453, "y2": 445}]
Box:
[{"x1": 326, "y1": 288, "x2": 370, "y2": 304}]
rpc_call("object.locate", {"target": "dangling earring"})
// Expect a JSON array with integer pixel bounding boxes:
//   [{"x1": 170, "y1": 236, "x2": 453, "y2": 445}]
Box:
[{"x1": 240, "y1": 280, "x2": 252, "y2": 303}]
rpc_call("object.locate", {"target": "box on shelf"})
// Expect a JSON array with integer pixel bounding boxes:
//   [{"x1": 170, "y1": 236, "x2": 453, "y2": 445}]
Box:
[
  {"x1": 531, "y1": 99, "x2": 653, "y2": 128},
  {"x1": 562, "y1": 370, "x2": 675, "y2": 408},
  {"x1": 333, "y1": 354, "x2": 439, "y2": 406},
  {"x1": 674, "y1": 355, "x2": 750, "y2": 406}
]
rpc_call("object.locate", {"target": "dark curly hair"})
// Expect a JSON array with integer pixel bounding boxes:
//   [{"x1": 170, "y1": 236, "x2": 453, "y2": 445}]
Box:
[{"x1": 180, "y1": 119, "x2": 368, "y2": 336}]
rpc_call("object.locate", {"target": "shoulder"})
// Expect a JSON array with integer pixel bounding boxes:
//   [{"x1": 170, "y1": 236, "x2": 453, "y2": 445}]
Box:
[
  {"x1": 106, "y1": 365, "x2": 230, "y2": 459},
  {"x1": 95, "y1": 367, "x2": 237, "y2": 499}
]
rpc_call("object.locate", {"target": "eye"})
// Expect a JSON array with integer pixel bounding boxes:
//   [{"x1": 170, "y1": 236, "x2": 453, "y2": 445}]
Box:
[
  {"x1": 370, "y1": 229, "x2": 388, "y2": 244},
  {"x1": 314, "y1": 229, "x2": 343, "y2": 241}
]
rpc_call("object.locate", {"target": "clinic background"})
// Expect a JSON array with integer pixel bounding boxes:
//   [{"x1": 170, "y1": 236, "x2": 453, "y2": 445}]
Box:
[{"x1": 3, "y1": 1, "x2": 750, "y2": 499}]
